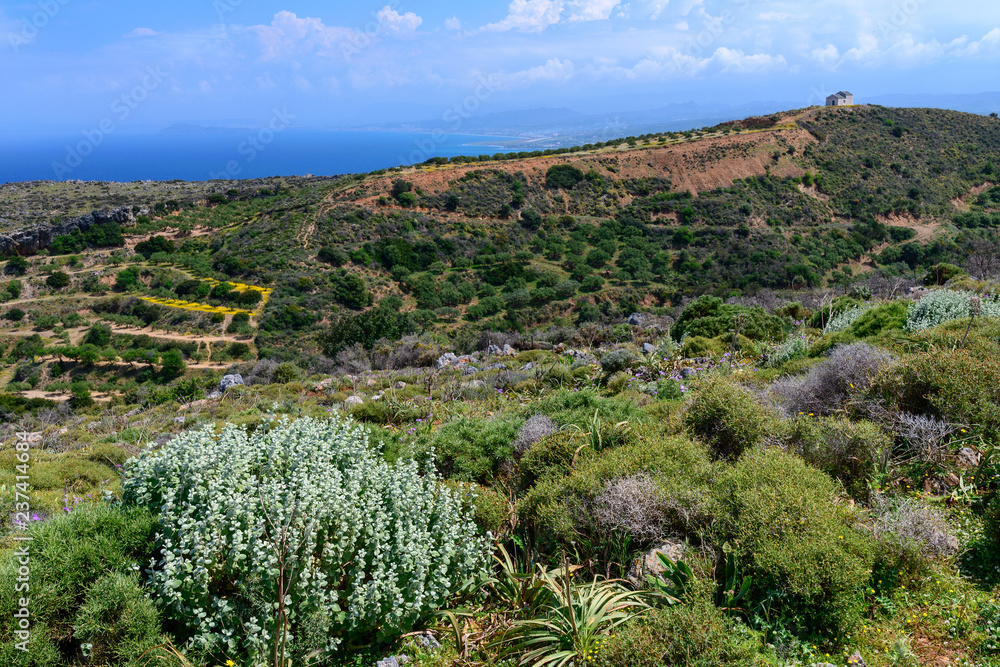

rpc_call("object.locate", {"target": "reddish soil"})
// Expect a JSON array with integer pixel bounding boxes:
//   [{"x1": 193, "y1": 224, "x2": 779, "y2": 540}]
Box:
[{"x1": 332, "y1": 126, "x2": 819, "y2": 208}]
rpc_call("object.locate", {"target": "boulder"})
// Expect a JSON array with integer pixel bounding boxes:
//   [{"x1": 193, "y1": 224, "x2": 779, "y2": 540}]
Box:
[
  {"x1": 461, "y1": 380, "x2": 486, "y2": 389},
  {"x1": 218, "y1": 374, "x2": 245, "y2": 393},
  {"x1": 413, "y1": 632, "x2": 441, "y2": 650},
  {"x1": 437, "y1": 353, "x2": 459, "y2": 368},
  {"x1": 502, "y1": 343, "x2": 517, "y2": 356},
  {"x1": 520, "y1": 362, "x2": 535, "y2": 371},
  {"x1": 626, "y1": 541, "x2": 687, "y2": 587},
  {"x1": 344, "y1": 395, "x2": 364, "y2": 409},
  {"x1": 642, "y1": 343, "x2": 656, "y2": 354},
  {"x1": 375, "y1": 656, "x2": 411, "y2": 667},
  {"x1": 462, "y1": 366, "x2": 479, "y2": 376},
  {"x1": 956, "y1": 447, "x2": 980, "y2": 468},
  {"x1": 315, "y1": 378, "x2": 335, "y2": 390},
  {"x1": 487, "y1": 344, "x2": 502, "y2": 355},
  {"x1": 847, "y1": 652, "x2": 868, "y2": 666},
  {"x1": 394, "y1": 381, "x2": 407, "y2": 390},
  {"x1": 626, "y1": 313, "x2": 646, "y2": 326}
]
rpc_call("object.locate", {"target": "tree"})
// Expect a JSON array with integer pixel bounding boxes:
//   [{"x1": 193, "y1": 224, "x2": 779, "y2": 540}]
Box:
[
  {"x1": 69, "y1": 382, "x2": 94, "y2": 409},
  {"x1": 46, "y1": 271, "x2": 71, "y2": 289},
  {"x1": 83, "y1": 324, "x2": 113, "y2": 348},
  {"x1": 160, "y1": 348, "x2": 186, "y2": 377},
  {"x1": 116, "y1": 267, "x2": 140, "y2": 291},
  {"x1": 545, "y1": 164, "x2": 585, "y2": 189},
  {"x1": 5, "y1": 256, "x2": 28, "y2": 276}
]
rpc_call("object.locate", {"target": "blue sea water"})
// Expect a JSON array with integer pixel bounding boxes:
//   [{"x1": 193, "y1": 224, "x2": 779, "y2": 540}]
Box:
[{"x1": 0, "y1": 130, "x2": 516, "y2": 183}]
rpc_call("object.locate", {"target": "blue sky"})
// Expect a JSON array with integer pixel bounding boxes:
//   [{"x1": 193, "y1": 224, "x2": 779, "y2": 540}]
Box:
[{"x1": 1, "y1": 0, "x2": 999, "y2": 136}]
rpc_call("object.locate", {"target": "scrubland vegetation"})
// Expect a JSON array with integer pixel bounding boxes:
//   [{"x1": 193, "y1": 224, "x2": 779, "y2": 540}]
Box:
[{"x1": 1, "y1": 105, "x2": 1000, "y2": 666}]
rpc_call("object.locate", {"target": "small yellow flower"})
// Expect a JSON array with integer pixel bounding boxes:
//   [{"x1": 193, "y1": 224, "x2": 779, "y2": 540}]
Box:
[{"x1": 227, "y1": 661, "x2": 236, "y2": 667}]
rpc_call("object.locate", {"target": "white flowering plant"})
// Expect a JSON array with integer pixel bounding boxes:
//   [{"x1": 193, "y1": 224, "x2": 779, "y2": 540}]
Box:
[{"x1": 120, "y1": 416, "x2": 490, "y2": 665}]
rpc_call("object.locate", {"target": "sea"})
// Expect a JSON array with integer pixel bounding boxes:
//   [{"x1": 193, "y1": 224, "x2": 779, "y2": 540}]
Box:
[{"x1": 0, "y1": 130, "x2": 518, "y2": 183}]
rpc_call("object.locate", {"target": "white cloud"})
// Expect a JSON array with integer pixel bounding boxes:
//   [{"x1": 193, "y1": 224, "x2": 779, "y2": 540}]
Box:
[
  {"x1": 124, "y1": 27, "x2": 159, "y2": 38},
  {"x1": 811, "y1": 43, "x2": 840, "y2": 64},
  {"x1": 501, "y1": 57, "x2": 576, "y2": 85},
  {"x1": 956, "y1": 27, "x2": 1000, "y2": 57},
  {"x1": 198, "y1": 80, "x2": 212, "y2": 93},
  {"x1": 376, "y1": 6, "x2": 423, "y2": 35},
  {"x1": 483, "y1": 0, "x2": 565, "y2": 32},
  {"x1": 567, "y1": 0, "x2": 621, "y2": 22},
  {"x1": 708, "y1": 47, "x2": 787, "y2": 73},
  {"x1": 757, "y1": 12, "x2": 793, "y2": 21},
  {"x1": 252, "y1": 11, "x2": 355, "y2": 61},
  {"x1": 647, "y1": 0, "x2": 670, "y2": 19},
  {"x1": 674, "y1": 20, "x2": 688, "y2": 30},
  {"x1": 445, "y1": 16, "x2": 462, "y2": 30}
]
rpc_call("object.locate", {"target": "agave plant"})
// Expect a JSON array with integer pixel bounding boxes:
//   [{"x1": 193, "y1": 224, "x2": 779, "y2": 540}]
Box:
[{"x1": 499, "y1": 554, "x2": 647, "y2": 667}]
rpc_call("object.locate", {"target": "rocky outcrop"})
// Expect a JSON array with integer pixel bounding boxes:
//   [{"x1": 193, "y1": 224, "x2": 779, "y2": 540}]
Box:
[{"x1": 0, "y1": 206, "x2": 140, "y2": 256}]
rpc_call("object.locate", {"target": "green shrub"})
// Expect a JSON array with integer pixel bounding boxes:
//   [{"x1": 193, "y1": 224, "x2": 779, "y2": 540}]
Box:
[
  {"x1": 600, "y1": 349, "x2": 636, "y2": 375},
  {"x1": 823, "y1": 305, "x2": 870, "y2": 334},
  {"x1": 518, "y1": 431, "x2": 585, "y2": 489},
  {"x1": 681, "y1": 335, "x2": 724, "y2": 358},
  {"x1": 419, "y1": 416, "x2": 521, "y2": 484},
  {"x1": 672, "y1": 296, "x2": 784, "y2": 342},
  {"x1": 784, "y1": 416, "x2": 890, "y2": 500},
  {"x1": 121, "y1": 417, "x2": 488, "y2": 662},
  {"x1": 601, "y1": 582, "x2": 764, "y2": 667},
  {"x1": 73, "y1": 572, "x2": 162, "y2": 666},
  {"x1": 0, "y1": 505, "x2": 158, "y2": 663},
  {"x1": 521, "y1": 433, "x2": 714, "y2": 550},
  {"x1": 874, "y1": 350, "x2": 1000, "y2": 432},
  {"x1": 713, "y1": 449, "x2": 874, "y2": 637},
  {"x1": 923, "y1": 262, "x2": 968, "y2": 286},
  {"x1": 684, "y1": 377, "x2": 779, "y2": 460},
  {"x1": 847, "y1": 300, "x2": 909, "y2": 338}
]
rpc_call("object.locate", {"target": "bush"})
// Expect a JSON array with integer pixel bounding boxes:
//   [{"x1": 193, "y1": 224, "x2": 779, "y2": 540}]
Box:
[
  {"x1": 600, "y1": 349, "x2": 636, "y2": 376},
  {"x1": 769, "y1": 343, "x2": 893, "y2": 417},
  {"x1": 766, "y1": 333, "x2": 808, "y2": 367},
  {"x1": 873, "y1": 350, "x2": 1000, "y2": 432},
  {"x1": 906, "y1": 290, "x2": 1000, "y2": 331},
  {"x1": 672, "y1": 296, "x2": 784, "y2": 342},
  {"x1": 73, "y1": 572, "x2": 162, "y2": 666},
  {"x1": 681, "y1": 335, "x2": 724, "y2": 358},
  {"x1": 601, "y1": 585, "x2": 764, "y2": 667},
  {"x1": 923, "y1": 262, "x2": 968, "y2": 286},
  {"x1": 46, "y1": 271, "x2": 71, "y2": 289},
  {"x1": 418, "y1": 417, "x2": 522, "y2": 484},
  {"x1": 823, "y1": 305, "x2": 869, "y2": 334},
  {"x1": 513, "y1": 414, "x2": 558, "y2": 455},
  {"x1": 870, "y1": 495, "x2": 958, "y2": 562},
  {"x1": 521, "y1": 433, "x2": 714, "y2": 549},
  {"x1": 4, "y1": 308, "x2": 24, "y2": 322},
  {"x1": 121, "y1": 417, "x2": 488, "y2": 662},
  {"x1": 784, "y1": 416, "x2": 890, "y2": 500},
  {"x1": 847, "y1": 300, "x2": 909, "y2": 338},
  {"x1": 713, "y1": 448, "x2": 874, "y2": 637},
  {"x1": 0, "y1": 504, "x2": 158, "y2": 664},
  {"x1": 545, "y1": 164, "x2": 585, "y2": 189},
  {"x1": 684, "y1": 376, "x2": 779, "y2": 460}
]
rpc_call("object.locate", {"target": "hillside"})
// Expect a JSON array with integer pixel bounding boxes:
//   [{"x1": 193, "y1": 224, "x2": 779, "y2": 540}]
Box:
[{"x1": 2, "y1": 105, "x2": 1000, "y2": 667}]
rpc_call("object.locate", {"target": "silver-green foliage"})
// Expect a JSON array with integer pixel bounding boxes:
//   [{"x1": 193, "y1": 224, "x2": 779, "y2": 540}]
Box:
[
  {"x1": 905, "y1": 290, "x2": 1000, "y2": 331},
  {"x1": 766, "y1": 333, "x2": 809, "y2": 367},
  {"x1": 823, "y1": 305, "x2": 870, "y2": 334},
  {"x1": 121, "y1": 417, "x2": 489, "y2": 662}
]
